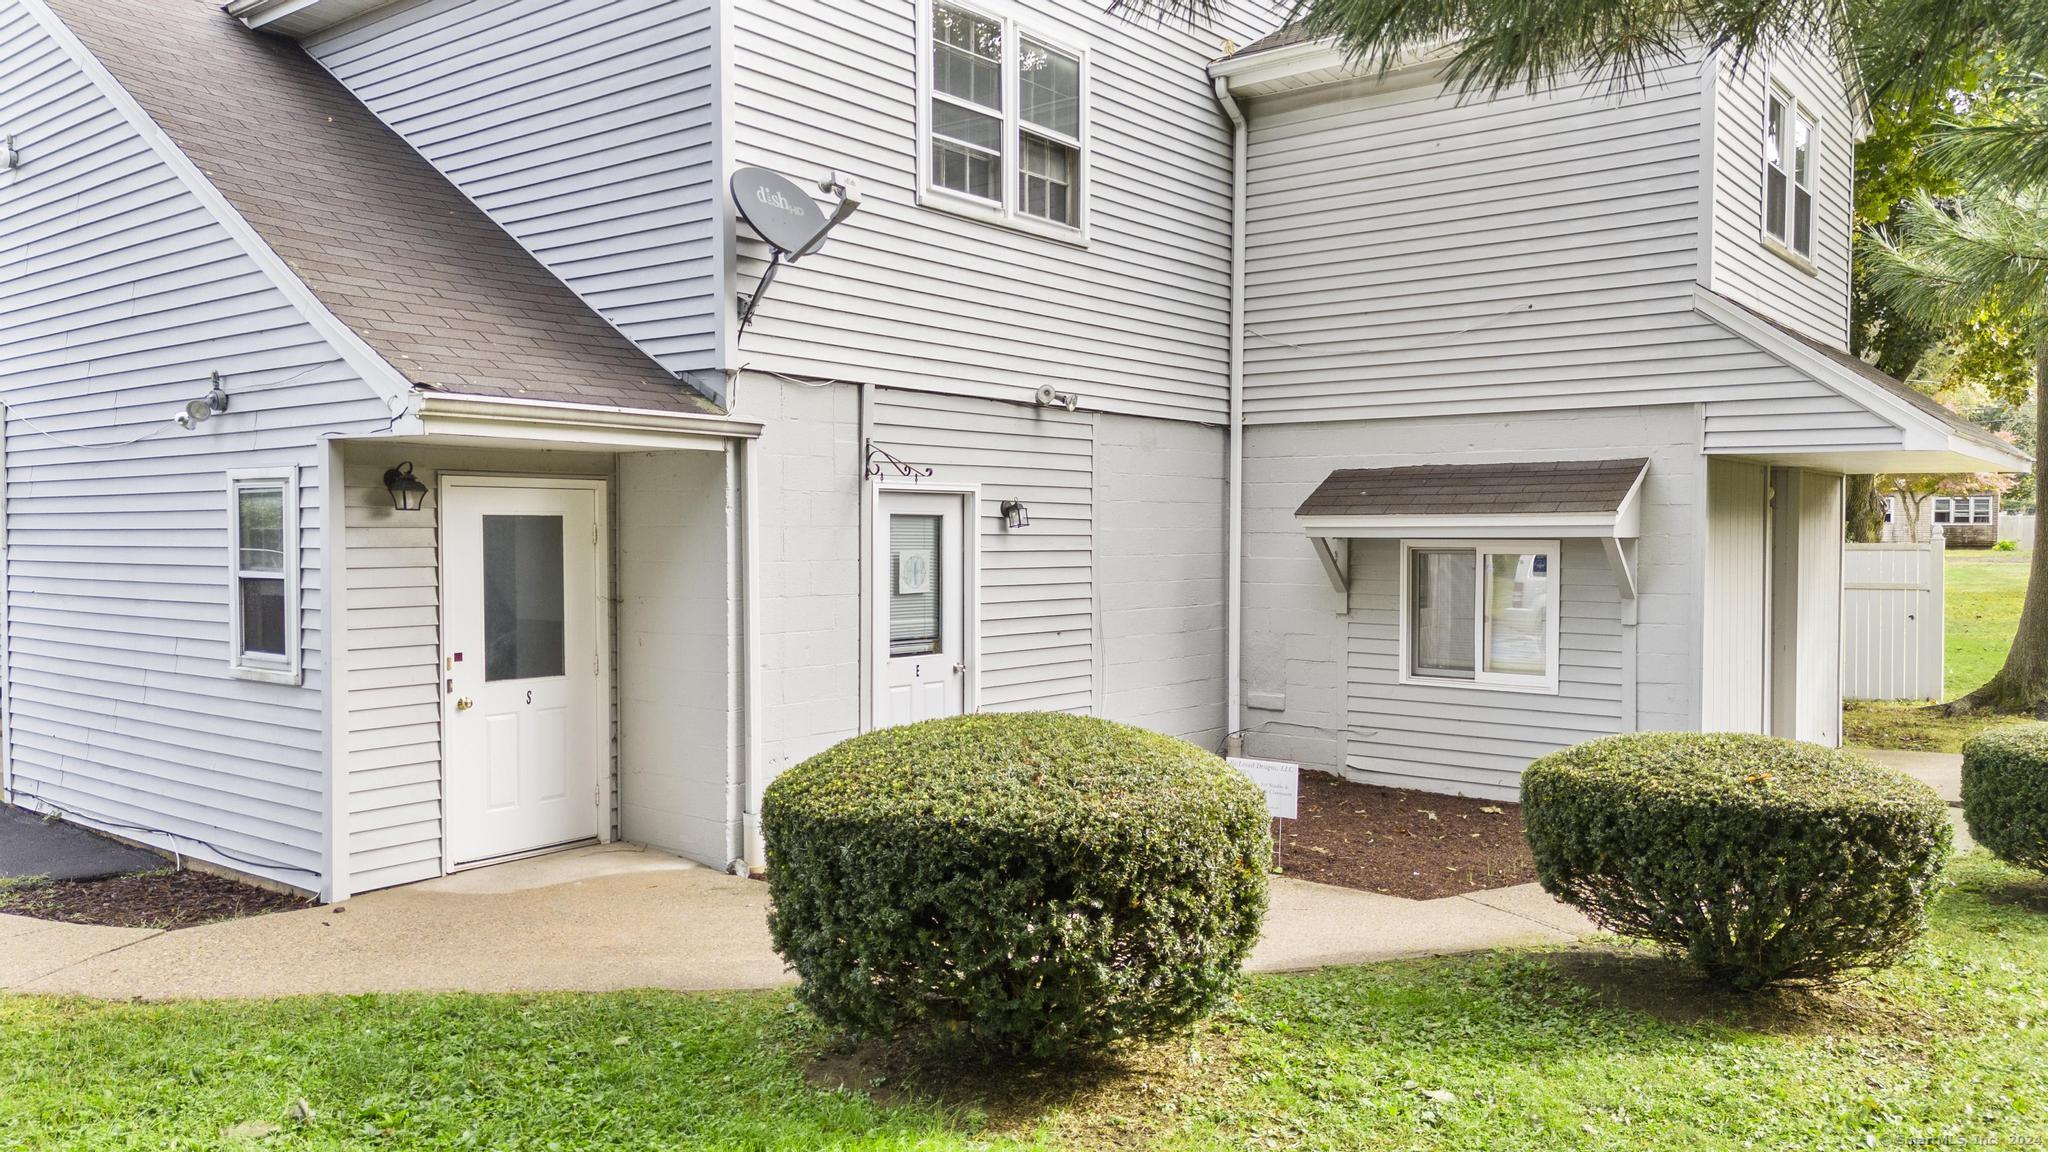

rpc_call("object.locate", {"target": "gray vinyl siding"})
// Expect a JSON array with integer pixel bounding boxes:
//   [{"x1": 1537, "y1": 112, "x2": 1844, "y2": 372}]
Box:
[
  {"x1": 870, "y1": 389, "x2": 1095, "y2": 712},
  {"x1": 1241, "y1": 57, "x2": 1711, "y2": 425},
  {"x1": 729, "y1": 0, "x2": 1283, "y2": 422},
  {"x1": 337, "y1": 446, "x2": 618, "y2": 893},
  {"x1": 1239, "y1": 407, "x2": 1704, "y2": 797},
  {"x1": 1701, "y1": 378, "x2": 1904, "y2": 453},
  {"x1": 307, "y1": 0, "x2": 724, "y2": 375},
  {"x1": 1342, "y1": 537, "x2": 1625, "y2": 799},
  {"x1": 0, "y1": 1, "x2": 392, "y2": 890},
  {"x1": 1707, "y1": 39, "x2": 1855, "y2": 348}
]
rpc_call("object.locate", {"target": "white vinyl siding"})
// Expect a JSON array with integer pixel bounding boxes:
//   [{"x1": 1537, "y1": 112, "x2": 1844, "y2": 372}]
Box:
[
  {"x1": 1702, "y1": 458, "x2": 1769, "y2": 732},
  {"x1": 1709, "y1": 39, "x2": 1854, "y2": 347},
  {"x1": 730, "y1": 0, "x2": 1283, "y2": 422},
  {"x1": 306, "y1": 0, "x2": 726, "y2": 376},
  {"x1": 0, "y1": 1, "x2": 393, "y2": 890},
  {"x1": 870, "y1": 389, "x2": 1095, "y2": 712}
]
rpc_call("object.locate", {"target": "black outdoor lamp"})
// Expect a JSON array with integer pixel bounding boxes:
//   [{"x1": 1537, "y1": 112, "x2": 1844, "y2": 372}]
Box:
[
  {"x1": 1001, "y1": 499, "x2": 1031, "y2": 529},
  {"x1": 382, "y1": 462, "x2": 428, "y2": 512}
]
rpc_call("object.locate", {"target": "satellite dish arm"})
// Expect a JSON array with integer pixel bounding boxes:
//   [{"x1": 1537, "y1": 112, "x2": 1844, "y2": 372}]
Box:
[{"x1": 792, "y1": 171, "x2": 861, "y2": 260}]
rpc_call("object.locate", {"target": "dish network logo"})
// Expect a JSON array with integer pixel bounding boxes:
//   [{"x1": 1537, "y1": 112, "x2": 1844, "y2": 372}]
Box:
[{"x1": 754, "y1": 185, "x2": 806, "y2": 217}]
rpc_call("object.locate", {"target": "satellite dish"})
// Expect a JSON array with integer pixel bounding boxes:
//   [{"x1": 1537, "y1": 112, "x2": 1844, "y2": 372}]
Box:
[{"x1": 731, "y1": 167, "x2": 830, "y2": 260}]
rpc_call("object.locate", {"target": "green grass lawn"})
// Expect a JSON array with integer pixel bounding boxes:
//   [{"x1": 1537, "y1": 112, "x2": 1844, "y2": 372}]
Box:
[
  {"x1": 1847, "y1": 547, "x2": 2035, "y2": 751},
  {"x1": 6, "y1": 852, "x2": 2047, "y2": 1151}
]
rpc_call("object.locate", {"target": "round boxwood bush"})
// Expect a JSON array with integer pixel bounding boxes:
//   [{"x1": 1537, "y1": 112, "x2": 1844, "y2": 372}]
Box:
[
  {"x1": 1962, "y1": 724, "x2": 2048, "y2": 874},
  {"x1": 762, "y1": 712, "x2": 1270, "y2": 1059},
  {"x1": 1523, "y1": 732, "x2": 1952, "y2": 989}
]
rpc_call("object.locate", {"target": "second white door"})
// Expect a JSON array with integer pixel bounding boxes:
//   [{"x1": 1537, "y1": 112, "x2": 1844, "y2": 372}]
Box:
[
  {"x1": 442, "y1": 477, "x2": 605, "y2": 867},
  {"x1": 877, "y1": 489, "x2": 968, "y2": 728}
]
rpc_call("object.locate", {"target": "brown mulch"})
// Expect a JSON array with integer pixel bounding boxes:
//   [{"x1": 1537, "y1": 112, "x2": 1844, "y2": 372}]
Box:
[
  {"x1": 0, "y1": 869, "x2": 311, "y2": 930},
  {"x1": 1274, "y1": 772, "x2": 1537, "y2": 899}
]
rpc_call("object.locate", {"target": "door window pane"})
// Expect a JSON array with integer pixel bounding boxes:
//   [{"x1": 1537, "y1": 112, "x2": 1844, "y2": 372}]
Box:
[
  {"x1": 483, "y1": 514, "x2": 566, "y2": 682},
  {"x1": 1410, "y1": 549, "x2": 1475, "y2": 678},
  {"x1": 237, "y1": 486, "x2": 285, "y2": 573},
  {"x1": 1484, "y1": 552, "x2": 1551, "y2": 677},
  {"x1": 890, "y1": 514, "x2": 942, "y2": 657}
]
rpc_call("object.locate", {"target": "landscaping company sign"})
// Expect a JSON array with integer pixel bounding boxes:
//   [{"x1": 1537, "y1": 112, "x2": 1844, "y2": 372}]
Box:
[{"x1": 1228, "y1": 756, "x2": 1299, "y2": 821}]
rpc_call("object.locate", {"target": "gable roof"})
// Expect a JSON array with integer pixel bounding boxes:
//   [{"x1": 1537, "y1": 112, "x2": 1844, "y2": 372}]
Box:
[
  {"x1": 1695, "y1": 289, "x2": 2028, "y2": 473},
  {"x1": 43, "y1": 0, "x2": 719, "y2": 416}
]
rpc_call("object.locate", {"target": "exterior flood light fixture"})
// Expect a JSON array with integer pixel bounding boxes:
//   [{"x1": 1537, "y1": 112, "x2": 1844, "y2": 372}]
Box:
[
  {"x1": 173, "y1": 372, "x2": 230, "y2": 430},
  {"x1": 1001, "y1": 499, "x2": 1031, "y2": 530},
  {"x1": 383, "y1": 461, "x2": 428, "y2": 512}
]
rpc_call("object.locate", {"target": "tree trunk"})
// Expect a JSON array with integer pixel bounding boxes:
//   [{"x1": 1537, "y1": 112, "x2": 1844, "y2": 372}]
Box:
[
  {"x1": 1951, "y1": 340, "x2": 2048, "y2": 715},
  {"x1": 1845, "y1": 475, "x2": 1886, "y2": 542}
]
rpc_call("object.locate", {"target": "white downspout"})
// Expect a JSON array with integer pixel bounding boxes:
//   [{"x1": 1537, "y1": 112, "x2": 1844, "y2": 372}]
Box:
[{"x1": 1215, "y1": 75, "x2": 1247, "y2": 756}]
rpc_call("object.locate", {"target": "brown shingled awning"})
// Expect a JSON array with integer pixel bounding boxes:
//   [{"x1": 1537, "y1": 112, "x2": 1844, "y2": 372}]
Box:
[{"x1": 1294, "y1": 458, "x2": 1649, "y2": 606}]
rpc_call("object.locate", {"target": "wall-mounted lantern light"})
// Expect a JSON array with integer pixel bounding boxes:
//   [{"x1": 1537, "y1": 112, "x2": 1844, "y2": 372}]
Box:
[
  {"x1": 382, "y1": 462, "x2": 428, "y2": 512},
  {"x1": 1001, "y1": 499, "x2": 1031, "y2": 530}
]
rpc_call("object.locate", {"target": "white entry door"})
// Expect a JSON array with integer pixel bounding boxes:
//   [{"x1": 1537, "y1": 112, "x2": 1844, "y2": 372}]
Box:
[
  {"x1": 441, "y1": 477, "x2": 605, "y2": 867},
  {"x1": 876, "y1": 489, "x2": 969, "y2": 728}
]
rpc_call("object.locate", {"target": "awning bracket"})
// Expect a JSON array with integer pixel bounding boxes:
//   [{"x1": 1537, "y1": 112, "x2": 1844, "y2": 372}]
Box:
[{"x1": 1311, "y1": 536, "x2": 1349, "y2": 596}]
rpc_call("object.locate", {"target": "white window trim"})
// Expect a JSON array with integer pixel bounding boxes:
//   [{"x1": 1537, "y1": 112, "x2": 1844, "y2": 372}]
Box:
[
  {"x1": 227, "y1": 467, "x2": 301, "y2": 685},
  {"x1": 1397, "y1": 539, "x2": 1562, "y2": 695},
  {"x1": 915, "y1": 0, "x2": 1091, "y2": 245},
  {"x1": 1759, "y1": 77, "x2": 1819, "y2": 273}
]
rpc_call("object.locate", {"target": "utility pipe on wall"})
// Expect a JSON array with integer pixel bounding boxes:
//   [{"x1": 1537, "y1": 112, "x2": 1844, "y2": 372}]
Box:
[{"x1": 1215, "y1": 76, "x2": 1247, "y2": 756}]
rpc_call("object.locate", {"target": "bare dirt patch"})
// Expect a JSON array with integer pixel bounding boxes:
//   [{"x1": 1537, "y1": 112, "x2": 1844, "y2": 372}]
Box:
[
  {"x1": 1274, "y1": 772, "x2": 1537, "y2": 899},
  {"x1": 1548, "y1": 945, "x2": 1947, "y2": 1039},
  {"x1": 807, "y1": 1031, "x2": 1234, "y2": 1148},
  {"x1": 0, "y1": 869, "x2": 311, "y2": 930}
]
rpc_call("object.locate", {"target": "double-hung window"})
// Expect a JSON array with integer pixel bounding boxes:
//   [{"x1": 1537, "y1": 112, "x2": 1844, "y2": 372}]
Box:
[
  {"x1": 228, "y1": 470, "x2": 299, "y2": 683},
  {"x1": 1932, "y1": 496, "x2": 1995, "y2": 526},
  {"x1": 1763, "y1": 86, "x2": 1817, "y2": 259},
  {"x1": 923, "y1": 1, "x2": 1086, "y2": 235},
  {"x1": 1401, "y1": 541, "x2": 1560, "y2": 692}
]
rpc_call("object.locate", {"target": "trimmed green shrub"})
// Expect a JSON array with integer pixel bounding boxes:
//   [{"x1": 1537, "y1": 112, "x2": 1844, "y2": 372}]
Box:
[
  {"x1": 1963, "y1": 724, "x2": 2048, "y2": 874},
  {"x1": 762, "y1": 712, "x2": 1270, "y2": 1059},
  {"x1": 1994, "y1": 539, "x2": 2020, "y2": 552},
  {"x1": 1523, "y1": 732, "x2": 1952, "y2": 989}
]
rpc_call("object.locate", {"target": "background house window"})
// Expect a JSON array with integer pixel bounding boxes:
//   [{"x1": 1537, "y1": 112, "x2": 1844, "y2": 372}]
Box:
[
  {"x1": 1403, "y1": 541, "x2": 1559, "y2": 691},
  {"x1": 1931, "y1": 496, "x2": 1994, "y2": 525},
  {"x1": 229, "y1": 470, "x2": 299, "y2": 682},
  {"x1": 1764, "y1": 88, "x2": 1816, "y2": 257},
  {"x1": 923, "y1": 2, "x2": 1086, "y2": 233}
]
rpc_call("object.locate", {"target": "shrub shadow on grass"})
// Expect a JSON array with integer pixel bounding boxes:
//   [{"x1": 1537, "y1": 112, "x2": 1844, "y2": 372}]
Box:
[
  {"x1": 1549, "y1": 945, "x2": 1939, "y2": 1039},
  {"x1": 806, "y1": 1033, "x2": 1230, "y2": 1147},
  {"x1": 1977, "y1": 874, "x2": 2048, "y2": 914}
]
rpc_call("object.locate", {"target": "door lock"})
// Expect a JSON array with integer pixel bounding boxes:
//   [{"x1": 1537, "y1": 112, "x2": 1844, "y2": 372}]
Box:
[{"x1": 454, "y1": 697, "x2": 475, "y2": 711}]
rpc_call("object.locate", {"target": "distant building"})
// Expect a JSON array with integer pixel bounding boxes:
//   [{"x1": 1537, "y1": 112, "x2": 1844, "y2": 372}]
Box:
[{"x1": 1883, "y1": 494, "x2": 2001, "y2": 547}]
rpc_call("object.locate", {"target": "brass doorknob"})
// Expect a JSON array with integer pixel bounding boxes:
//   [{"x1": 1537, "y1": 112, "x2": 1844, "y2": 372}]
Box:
[{"x1": 455, "y1": 697, "x2": 475, "y2": 711}]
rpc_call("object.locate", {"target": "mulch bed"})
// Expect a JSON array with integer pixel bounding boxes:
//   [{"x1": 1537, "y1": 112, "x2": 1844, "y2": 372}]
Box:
[
  {"x1": 1274, "y1": 772, "x2": 1538, "y2": 899},
  {"x1": 0, "y1": 869, "x2": 311, "y2": 930}
]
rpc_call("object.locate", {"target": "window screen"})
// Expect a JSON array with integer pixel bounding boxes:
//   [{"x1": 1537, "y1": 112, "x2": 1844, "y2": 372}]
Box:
[{"x1": 1483, "y1": 552, "x2": 1551, "y2": 677}]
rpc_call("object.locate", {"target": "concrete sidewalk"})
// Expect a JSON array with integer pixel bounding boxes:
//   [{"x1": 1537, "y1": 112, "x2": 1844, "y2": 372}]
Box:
[
  {"x1": 1855, "y1": 748, "x2": 1964, "y2": 806},
  {"x1": 0, "y1": 843, "x2": 1596, "y2": 1000}
]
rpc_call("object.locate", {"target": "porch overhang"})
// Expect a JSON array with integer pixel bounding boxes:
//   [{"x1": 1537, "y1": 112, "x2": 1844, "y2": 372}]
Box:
[
  {"x1": 1294, "y1": 458, "x2": 1648, "y2": 603},
  {"x1": 386, "y1": 393, "x2": 763, "y2": 453},
  {"x1": 1696, "y1": 289, "x2": 2032, "y2": 475}
]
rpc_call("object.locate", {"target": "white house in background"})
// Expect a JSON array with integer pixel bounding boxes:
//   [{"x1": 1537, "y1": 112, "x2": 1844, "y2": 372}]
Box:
[
  {"x1": 1883, "y1": 492, "x2": 2002, "y2": 547},
  {"x1": 0, "y1": 0, "x2": 2022, "y2": 900}
]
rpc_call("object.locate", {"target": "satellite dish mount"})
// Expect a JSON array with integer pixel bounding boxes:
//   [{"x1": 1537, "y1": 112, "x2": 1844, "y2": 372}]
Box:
[{"x1": 731, "y1": 167, "x2": 861, "y2": 335}]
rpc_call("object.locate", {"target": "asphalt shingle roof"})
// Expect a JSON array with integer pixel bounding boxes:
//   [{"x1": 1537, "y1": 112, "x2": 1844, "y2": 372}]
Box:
[
  {"x1": 47, "y1": 0, "x2": 718, "y2": 414},
  {"x1": 1296, "y1": 459, "x2": 1650, "y2": 518}
]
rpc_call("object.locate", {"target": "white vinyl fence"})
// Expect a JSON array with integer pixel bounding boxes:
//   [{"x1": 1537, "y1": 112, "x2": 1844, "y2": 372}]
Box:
[
  {"x1": 1842, "y1": 538, "x2": 1945, "y2": 701},
  {"x1": 2001, "y1": 513, "x2": 2035, "y2": 545}
]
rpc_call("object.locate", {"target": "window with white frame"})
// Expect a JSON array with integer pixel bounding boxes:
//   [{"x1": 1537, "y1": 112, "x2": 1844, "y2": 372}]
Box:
[
  {"x1": 924, "y1": 1, "x2": 1086, "y2": 232},
  {"x1": 1402, "y1": 541, "x2": 1560, "y2": 691},
  {"x1": 1763, "y1": 86, "x2": 1817, "y2": 258},
  {"x1": 228, "y1": 471, "x2": 298, "y2": 682},
  {"x1": 1932, "y1": 495, "x2": 1995, "y2": 525}
]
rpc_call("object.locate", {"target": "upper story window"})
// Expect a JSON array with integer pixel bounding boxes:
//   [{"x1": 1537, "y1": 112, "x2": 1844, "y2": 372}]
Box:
[
  {"x1": 922, "y1": 1, "x2": 1087, "y2": 238},
  {"x1": 228, "y1": 469, "x2": 300, "y2": 684},
  {"x1": 1763, "y1": 86, "x2": 1816, "y2": 260}
]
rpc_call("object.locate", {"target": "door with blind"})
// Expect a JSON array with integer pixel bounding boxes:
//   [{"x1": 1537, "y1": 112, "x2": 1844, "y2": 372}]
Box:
[{"x1": 875, "y1": 489, "x2": 968, "y2": 728}]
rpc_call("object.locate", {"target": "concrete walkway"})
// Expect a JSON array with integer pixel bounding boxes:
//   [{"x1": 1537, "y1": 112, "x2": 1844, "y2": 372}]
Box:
[
  {"x1": 0, "y1": 843, "x2": 1596, "y2": 1000},
  {"x1": 1855, "y1": 747, "x2": 1964, "y2": 806}
]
